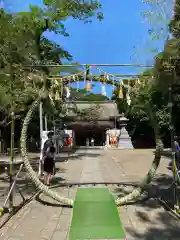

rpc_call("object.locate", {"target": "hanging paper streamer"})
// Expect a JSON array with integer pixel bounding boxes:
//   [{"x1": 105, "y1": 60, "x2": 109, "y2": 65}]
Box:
[
  {"x1": 73, "y1": 75, "x2": 78, "y2": 92},
  {"x1": 137, "y1": 78, "x2": 141, "y2": 84},
  {"x1": 101, "y1": 84, "x2": 106, "y2": 96},
  {"x1": 118, "y1": 81, "x2": 123, "y2": 99},
  {"x1": 55, "y1": 90, "x2": 60, "y2": 100},
  {"x1": 53, "y1": 78, "x2": 61, "y2": 100},
  {"x1": 55, "y1": 79, "x2": 59, "y2": 86},
  {"x1": 85, "y1": 65, "x2": 90, "y2": 77},
  {"x1": 126, "y1": 89, "x2": 131, "y2": 105},
  {"x1": 66, "y1": 77, "x2": 71, "y2": 98},
  {"x1": 84, "y1": 65, "x2": 91, "y2": 92},
  {"x1": 126, "y1": 80, "x2": 131, "y2": 105},
  {"x1": 49, "y1": 93, "x2": 55, "y2": 106},
  {"x1": 106, "y1": 74, "x2": 109, "y2": 81},
  {"x1": 102, "y1": 74, "x2": 107, "y2": 96},
  {"x1": 112, "y1": 76, "x2": 115, "y2": 92},
  {"x1": 76, "y1": 81, "x2": 79, "y2": 91},
  {"x1": 65, "y1": 86, "x2": 70, "y2": 99},
  {"x1": 87, "y1": 65, "x2": 92, "y2": 92},
  {"x1": 86, "y1": 81, "x2": 91, "y2": 91},
  {"x1": 118, "y1": 86, "x2": 123, "y2": 99},
  {"x1": 60, "y1": 81, "x2": 63, "y2": 98},
  {"x1": 126, "y1": 94, "x2": 131, "y2": 105},
  {"x1": 84, "y1": 65, "x2": 89, "y2": 83},
  {"x1": 83, "y1": 70, "x2": 86, "y2": 82}
]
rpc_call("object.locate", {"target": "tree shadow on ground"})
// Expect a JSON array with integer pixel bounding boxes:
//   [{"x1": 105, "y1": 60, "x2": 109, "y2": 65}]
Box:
[
  {"x1": 113, "y1": 173, "x2": 180, "y2": 239},
  {"x1": 67, "y1": 152, "x2": 101, "y2": 161},
  {"x1": 0, "y1": 173, "x2": 66, "y2": 197},
  {"x1": 0, "y1": 164, "x2": 66, "y2": 217},
  {"x1": 113, "y1": 173, "x2": 177, "y2": 208},
  {"x1": 0, "y1": 175, "x2": 67, "y2": 227},
  {"x1": 56, "y1": 148, "x2": 102, "y2": 162},
  {"x1": 27, "y1": 148, "x2": 102, "y2": 162},
  {"x1": 0, "y1": 148, "x2": 100, "y2": 207},
  {"x1": 0, "y1": 148, "x2": 102, "y2": 225},
  {"x1": 153, "y1": 149, "x2": 171, "y2": 159},
  {"x1": 125, "y1": 200, "x2": 180, "y2": 240}
]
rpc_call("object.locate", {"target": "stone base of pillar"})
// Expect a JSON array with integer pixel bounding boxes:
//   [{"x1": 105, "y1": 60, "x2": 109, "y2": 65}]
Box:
[{"x1": 118, "y1": 127, "x2": 133, "y2": 149}]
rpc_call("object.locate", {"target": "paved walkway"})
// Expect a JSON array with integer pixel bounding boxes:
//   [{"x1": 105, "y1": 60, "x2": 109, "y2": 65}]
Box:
[{"x1": 0, "y1": 149, "x2": 180, "y2": 239}]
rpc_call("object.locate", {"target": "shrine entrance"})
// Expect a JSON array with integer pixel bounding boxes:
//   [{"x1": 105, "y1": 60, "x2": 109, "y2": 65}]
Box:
[
  {"x1": 75, "y1": 128, "x2": 106, "y2": 146},
  {"x1": 64, "y1": 101, "x2": 120, "y2": 147},
  {"x1": 67, "y1": 122, "x2": 108, "y2": 146}
]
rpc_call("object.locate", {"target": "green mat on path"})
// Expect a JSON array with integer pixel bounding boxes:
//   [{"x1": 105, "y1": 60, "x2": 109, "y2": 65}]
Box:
[{"x1": 69, "y1": 188, "x2": 126, "y2": 239}]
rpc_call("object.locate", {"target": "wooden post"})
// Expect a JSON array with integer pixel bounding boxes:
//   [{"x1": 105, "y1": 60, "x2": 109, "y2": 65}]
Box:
[
  {"x1": 39, "y1": 102, "x2": 43, "y2": 177},
  {"x1": 45, "y1": 115, "x2": 48, "y2": 131},
  {"x1": 9, "y1": 112, "x2": 15, "y2": 210}
]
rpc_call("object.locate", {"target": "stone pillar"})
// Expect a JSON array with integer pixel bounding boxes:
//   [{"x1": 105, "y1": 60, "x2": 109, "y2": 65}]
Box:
[
  {"x1": 105, "y1": 130, "x2": 110, "y2": 147},
  {"x1": 118, "y1": 126, "x2": 133, "y2": 149}
]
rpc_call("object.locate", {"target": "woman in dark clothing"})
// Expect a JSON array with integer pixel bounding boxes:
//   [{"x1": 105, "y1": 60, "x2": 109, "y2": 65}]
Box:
[{"x1": 43, "y1": 141, "x2": 56, "y2": 186}]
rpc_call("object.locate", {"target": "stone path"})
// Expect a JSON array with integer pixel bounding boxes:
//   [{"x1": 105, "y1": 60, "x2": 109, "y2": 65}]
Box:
[{"x1": 0, "y1": 149, "x2": 180, "y2": 239}]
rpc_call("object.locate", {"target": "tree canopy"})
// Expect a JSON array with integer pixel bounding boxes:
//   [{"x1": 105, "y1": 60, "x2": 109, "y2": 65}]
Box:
[
  {"x1": 0, "y1": 1, "x2": 103, "y2": 150},
  {"x1": 112, "y1": 0, "x2": 180, "y2": 148},
  {"x1": 2, "y1": 0, "x2": 180, "y2": 150}
]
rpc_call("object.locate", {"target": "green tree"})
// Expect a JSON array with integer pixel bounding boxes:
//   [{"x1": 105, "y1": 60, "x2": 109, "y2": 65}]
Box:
[
  {"x1": 0, "y1": 1, "x2": 103, "y2": 146},
  {"x1": 8, "y1": 1, "x2": 104, "y2": 206}
]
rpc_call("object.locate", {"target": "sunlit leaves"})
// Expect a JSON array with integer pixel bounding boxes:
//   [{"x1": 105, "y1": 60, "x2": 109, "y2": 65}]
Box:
[
  {"x1": 0, "y1": 1, "x2": 104, "y2": 125},
  {"x1": 142, "y1": 0, "x2": 173, "y2": 43}
]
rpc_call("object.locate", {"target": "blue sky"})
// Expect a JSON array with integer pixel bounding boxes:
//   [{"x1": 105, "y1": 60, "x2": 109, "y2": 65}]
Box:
[{"x1": 4, "y1": 0, "x2": 172, "y2": 97}]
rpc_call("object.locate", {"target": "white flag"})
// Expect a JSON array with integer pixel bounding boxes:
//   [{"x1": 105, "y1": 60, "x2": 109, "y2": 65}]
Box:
[
  {"x1": 137, "y1": 79, "x2": 141, "y2": 84},
  {"x1": 126, "y1": 90, "x2": 131, "y2": 105},
  {"x1": 65, "y1": 86, "x2": 70, "y2": 98},
  {"x1": 55, "y1": 79, "x2": 59, "y2": 86}
]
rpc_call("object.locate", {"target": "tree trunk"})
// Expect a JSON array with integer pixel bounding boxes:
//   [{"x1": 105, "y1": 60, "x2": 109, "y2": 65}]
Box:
[{"x1": 20, "y1": 94, "x2": 73, "y2": 206}]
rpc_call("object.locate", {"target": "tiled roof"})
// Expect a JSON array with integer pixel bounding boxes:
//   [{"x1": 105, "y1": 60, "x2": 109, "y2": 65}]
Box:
[{"x1": 62, "y1": 101, "x2": 120, "y2": 119}]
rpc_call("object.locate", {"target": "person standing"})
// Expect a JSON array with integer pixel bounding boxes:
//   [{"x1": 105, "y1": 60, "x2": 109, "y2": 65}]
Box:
[
  {"x1": 91, "y1": 138, "x2": 94, "y2": 146},
  {"x1": 42, "y1": 132, "x2": 56, "y2": 186}
]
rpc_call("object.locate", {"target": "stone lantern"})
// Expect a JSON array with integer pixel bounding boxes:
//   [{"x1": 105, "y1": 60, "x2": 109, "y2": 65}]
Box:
[
  {"x1": 118, "y1": 113, "x2": 133, "y2": 149},
  {"x1": 119, "y1": 114, "x2": 128, "y2": 128}
]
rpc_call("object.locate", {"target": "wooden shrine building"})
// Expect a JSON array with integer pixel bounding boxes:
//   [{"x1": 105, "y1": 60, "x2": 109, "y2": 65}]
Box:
[{"x1": 59, "y1": 101, "x2": 121, "y2": 146}]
